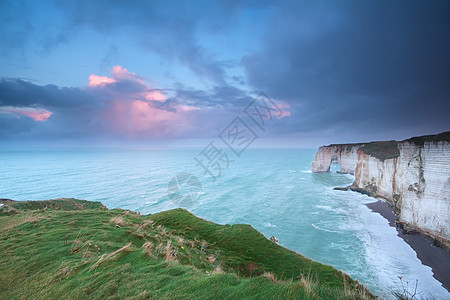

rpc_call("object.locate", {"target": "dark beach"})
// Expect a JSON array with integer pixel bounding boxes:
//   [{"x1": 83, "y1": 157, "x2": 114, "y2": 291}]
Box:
[{"x1": 366, "y1": 200, "x2": 450, "y2": 293}]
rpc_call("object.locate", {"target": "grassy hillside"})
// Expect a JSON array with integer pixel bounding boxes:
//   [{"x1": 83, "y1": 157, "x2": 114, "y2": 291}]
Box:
[
  {"x1": 359, "y1": 141, "x2": 400, "y2": 161},
  {"x1": 0, "y1": 199, "x2": 374, "y2": 299}
]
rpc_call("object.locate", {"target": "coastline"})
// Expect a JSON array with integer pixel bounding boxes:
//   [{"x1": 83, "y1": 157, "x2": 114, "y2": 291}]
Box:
[{"x1": 366, "y1": 200, "x2": 450, "y2": 292}]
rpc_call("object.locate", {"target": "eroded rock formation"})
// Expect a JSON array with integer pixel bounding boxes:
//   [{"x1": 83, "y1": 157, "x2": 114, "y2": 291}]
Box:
[
  {"x1": 311, "y1": 144, "x2": 362, "y2": 173},
  {"x1": 311, "y1": 132, "x2": 450, "y2": 249}
]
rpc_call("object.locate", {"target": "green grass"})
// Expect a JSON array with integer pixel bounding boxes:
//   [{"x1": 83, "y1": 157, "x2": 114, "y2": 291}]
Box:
[
  {"x1": 348, "y1": 132, "x2": 450, "y2": 160},
  {"x1": 359, "y1": 141, "x2": 400, "y2": 161},
  {"x1": 0, "y1": 199, "x2": 375, "y2": 299},
  {"x1": 1, "y1": 198, "x2": 107, "y2": 213},
  {"x1": 325, "y1": 131, "x2": 449, "y2": 161},
  {"x1": 403, "y1": 131, "x2": 450, "y2": 146}
]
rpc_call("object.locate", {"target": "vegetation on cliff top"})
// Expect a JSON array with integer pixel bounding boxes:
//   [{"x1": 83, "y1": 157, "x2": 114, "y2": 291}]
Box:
[
  {"x1": 0, "y1": 198, "x2": 374, "y2": 299},
  {"x1": 403, "y1": 131, "x2": 450, "y2": 146},
  {"x1": 327, "y1": 131, "x2": 449, "y2": 161},
  {"x1": 359, "y1": 141, "x2": 400, "y2": 161}
]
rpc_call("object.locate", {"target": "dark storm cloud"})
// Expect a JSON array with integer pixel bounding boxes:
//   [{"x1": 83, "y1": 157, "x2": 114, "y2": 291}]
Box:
[
  {"x1": 0, "y1": 79, "x2": 107, "y2": 138},
  {"x1": 243, "y1": 0, "x2": 450, "y2": 136},
  {"x1": 0, "y1": 112, "x2": 35, "y2": 137},
  {"x1": 1, "y1": 1, "x2": 448, "y2": 143},
  {"x1": 0, "y1": 79, "x2": 94, "y2": 108},
  {"x1": 2, "y1": 0, "x2": 261, "y2": 82},
  {"x1": 51, "y1": 0, "x2": 266, "y2": 83},
  {"x1": 157, "y1": 84, "x2": 252, "y2": 111}
]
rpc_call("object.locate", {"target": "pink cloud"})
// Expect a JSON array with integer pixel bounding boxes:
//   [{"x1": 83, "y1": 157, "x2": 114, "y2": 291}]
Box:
[
  {"x1": 89, "y1": 65, "x2": 188, "y2": 137},
  {"x1": 0, "y1": 106, "x2": 52, "y2": 121},
  {"x1": 102, "y1": 99, "x2": 183, "y2": 138},
  {"x1": 88, "y1": 65, "x2": 166, "y2": 102},
  {"x1": 86, "y1": 65, "x2": 290, "y2": 139},
  {"x1": 177, "y1": 105, "x2": 199, "y2": 112},
  {"x1": 88, "y1": 74, "x2": 116, "y2": 87},
  {"x1": 110, "y1": 65, "x2": 143, "y2": 83},
  {"x1": 143, "y1": 90, "x2": 166, "y2": 102},
  {"x1": 276, "y1": 101, "x2": 291, "y2": 118},
  {"x1": 88, "y1": 65, "x2": 145, "y2": 87}
]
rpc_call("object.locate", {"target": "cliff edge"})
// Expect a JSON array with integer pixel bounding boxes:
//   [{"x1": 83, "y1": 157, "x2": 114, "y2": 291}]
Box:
[
  {"x1": 311, "y1": 132, "x2": 450, "y2": 249},
  {"x1": 0, "y1": 198, "x2": 374, "y2": 299}
]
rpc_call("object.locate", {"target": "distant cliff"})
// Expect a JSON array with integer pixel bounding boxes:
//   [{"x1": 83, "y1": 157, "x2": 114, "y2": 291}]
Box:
[{"x1": 311, "y1": 132, "x2": 450, "y2": 249}]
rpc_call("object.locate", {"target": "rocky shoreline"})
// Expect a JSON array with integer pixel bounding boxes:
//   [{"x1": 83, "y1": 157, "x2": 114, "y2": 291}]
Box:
[{"x1": 366, "y1": 199, "x2": 450, "y2": 292}]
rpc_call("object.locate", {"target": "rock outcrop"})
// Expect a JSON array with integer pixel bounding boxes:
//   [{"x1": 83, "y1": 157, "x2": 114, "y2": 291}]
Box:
[
  {"x1": 311, "y1": 132, "x2": 450, "y2": 249},
  {"x1": 311, "y1": 144, "x2": 363, "y2": 173}
]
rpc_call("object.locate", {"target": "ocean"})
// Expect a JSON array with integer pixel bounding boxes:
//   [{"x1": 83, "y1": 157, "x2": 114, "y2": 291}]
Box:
[{"x1": 1, "y1": 147, "x2": 448, "y2": 298}]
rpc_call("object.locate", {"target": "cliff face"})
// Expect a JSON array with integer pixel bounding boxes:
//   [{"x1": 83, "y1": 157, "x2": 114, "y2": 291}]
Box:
[
  {"x1": 311, "y1": 144, "x2": 363, "y2": 173},
  {"x1": 311, "y1": 132, "x2": 450, "y2": 248}
]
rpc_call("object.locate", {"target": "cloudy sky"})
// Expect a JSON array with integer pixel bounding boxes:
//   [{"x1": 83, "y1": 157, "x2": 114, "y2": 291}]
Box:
[{"x1": 1, "y1": 0, "x2": 449, "y2": 147}]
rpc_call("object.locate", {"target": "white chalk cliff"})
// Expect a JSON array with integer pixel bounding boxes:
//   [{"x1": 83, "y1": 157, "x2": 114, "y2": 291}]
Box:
[
  {"x1": 311, "y1": 132, "x2": 450, "y2": 248},
  {"x1": 311, "y1": 144, "x2": 362, "y2": 174}
]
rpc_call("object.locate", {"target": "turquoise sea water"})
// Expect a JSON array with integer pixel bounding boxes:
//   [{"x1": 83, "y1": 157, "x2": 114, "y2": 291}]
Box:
[{"x1": 0, "y1": 148, "x2": 448, "y2": 298}]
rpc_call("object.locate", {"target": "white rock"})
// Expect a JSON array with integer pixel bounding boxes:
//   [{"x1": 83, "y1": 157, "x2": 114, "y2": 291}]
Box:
[
  {"x1": 311, "y1": 139, "x2": 450, "y2": 247},
  {"x1": 311, "y1": 144, "x2": 362, "y2": 173}
]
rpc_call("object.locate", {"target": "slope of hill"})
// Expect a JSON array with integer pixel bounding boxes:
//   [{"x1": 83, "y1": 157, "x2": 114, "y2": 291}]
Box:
[{"x1": 0, "y1": 198, "x2": 374, "y2": 299}]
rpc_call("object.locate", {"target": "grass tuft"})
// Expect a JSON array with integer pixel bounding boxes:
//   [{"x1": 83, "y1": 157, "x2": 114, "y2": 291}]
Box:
[
  {"x1": 91, "y1": 242, "x2": 132, "y2": 269},
  {"x1": 109, "y1": 215, "x2": 128, "y2": 227}
]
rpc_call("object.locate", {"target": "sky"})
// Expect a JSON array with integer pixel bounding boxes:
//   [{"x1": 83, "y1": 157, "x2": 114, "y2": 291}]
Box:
[{"x1": 0, "y1": 0, "x2": 449, "y2": 148}]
